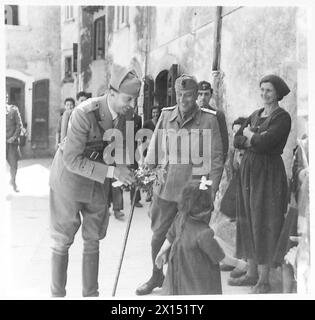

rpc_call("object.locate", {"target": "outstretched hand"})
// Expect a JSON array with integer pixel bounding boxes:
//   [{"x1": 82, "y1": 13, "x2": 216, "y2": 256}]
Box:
[
  {"x1": 155, "y1": 251, "x2": 167, "y2": 269},
  {"x1": 243, "y1": 124, "x2": 254, "y2": 141},
  {"x1": 113, "y1": 165, "x2": 135, "y2": 186}
]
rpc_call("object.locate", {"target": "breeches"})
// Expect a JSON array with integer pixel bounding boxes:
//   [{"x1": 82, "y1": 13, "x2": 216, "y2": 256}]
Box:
[
  {"x1": 50, "y1": 188, "x2": 109, "y2": 255},
  {"x1": 150, "y1": 194, "x2": 178, "y2": 243}
]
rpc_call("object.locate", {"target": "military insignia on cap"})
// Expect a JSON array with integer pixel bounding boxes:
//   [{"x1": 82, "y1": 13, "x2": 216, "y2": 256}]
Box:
[{"x1": 202, "y1": 84, "x2": 208, "y2": 90}]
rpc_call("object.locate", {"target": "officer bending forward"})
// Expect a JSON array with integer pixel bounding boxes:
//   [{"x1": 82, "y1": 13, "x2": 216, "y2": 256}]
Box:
[{"x1": 49, "y1": 64, "x2": 141, "y2": 297}]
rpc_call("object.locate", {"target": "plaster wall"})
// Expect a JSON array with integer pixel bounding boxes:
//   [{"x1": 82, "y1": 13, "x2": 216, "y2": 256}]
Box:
[
  {"x1": 220, "y1": 6, "x2": 300, "y2": 175},
  {"x1": 6, "y1": 5, "x2": 61, "y2": 157}
]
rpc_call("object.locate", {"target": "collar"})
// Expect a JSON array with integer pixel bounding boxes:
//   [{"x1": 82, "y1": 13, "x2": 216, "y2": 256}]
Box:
[
  {"x1": 107, "y1": 95, "x2": 118, "y2": 121},
  {"x1": 169, "y1": 104, "x2": 200, "y2": 124}
]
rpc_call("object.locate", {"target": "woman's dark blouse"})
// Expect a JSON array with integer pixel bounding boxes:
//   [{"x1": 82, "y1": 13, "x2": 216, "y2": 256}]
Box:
[{"x1": 234, "y1": 107, "x2": 291, "y2": 155}]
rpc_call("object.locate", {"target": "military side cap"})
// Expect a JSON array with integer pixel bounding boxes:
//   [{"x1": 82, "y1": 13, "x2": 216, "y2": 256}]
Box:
[
  {"x1": 109, "y1": 64, "x2": 142, "y2": 97},
  {"x1": 175, "y1": 74, "x2": 198, "y2": 92},
  {"x1": 198, "y1": 81, "x2": 212, "y2": 92}
]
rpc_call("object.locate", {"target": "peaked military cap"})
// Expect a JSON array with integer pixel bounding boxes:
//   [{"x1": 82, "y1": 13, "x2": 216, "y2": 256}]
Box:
[
  {"x1": 175, "y1": 74, "x2": 198, "y2": 92},
  {"x1": 259, "y1": 74, "x2": 290, "y2": 101},
  {"x1": 198, "y1": 81, "x2": 213, "y2": 93},
  {"x1": 109, "y1": 64, "x2": 142, "y2": 97}
]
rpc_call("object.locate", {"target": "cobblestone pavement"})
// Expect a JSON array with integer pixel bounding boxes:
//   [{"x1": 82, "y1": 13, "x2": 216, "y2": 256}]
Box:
[{"x1": 3, "y1": 158, "x2": 282, "y2": 299}]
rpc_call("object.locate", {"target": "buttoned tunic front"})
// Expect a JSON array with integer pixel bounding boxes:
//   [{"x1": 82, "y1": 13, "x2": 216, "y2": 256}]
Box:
[{"x1": 146, "y1": 104, "x2": 224, "y2": 202}]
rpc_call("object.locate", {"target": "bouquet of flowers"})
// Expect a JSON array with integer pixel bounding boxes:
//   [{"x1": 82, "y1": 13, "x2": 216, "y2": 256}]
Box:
[{"x1": 112, "y1": 165, "x2": 166, "y2": 198}]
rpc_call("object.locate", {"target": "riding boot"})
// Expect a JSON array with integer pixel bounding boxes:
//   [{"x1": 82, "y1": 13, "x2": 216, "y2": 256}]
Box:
[
  {"x1": 82, "y1": 252, "x2": 99, "y2": 297},
  {"x1": 135, "y1": 238, "x2": 164, "y2": 295},
  {"x1": 51, "y1": 252, "x2": 68, "y2": 297}
]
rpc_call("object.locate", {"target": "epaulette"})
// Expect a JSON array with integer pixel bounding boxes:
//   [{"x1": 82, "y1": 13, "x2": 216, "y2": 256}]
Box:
[
  {"x1": 201, "y1": 107, "x2": 217, "y2": 115},
  {"x1": 162, "y1": 106, "x2": 176, "y2": 111},
  {"x1": 79, "y1": 97, "x2": 101, "y2": 113}
]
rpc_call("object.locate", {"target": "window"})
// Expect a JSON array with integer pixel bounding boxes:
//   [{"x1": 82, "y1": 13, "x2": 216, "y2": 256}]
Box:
[
  {"x1": 116, "y1": 6, "x2": 129, "y2": 30},
  {"x1": 64, "y1": 56, "x2": 73, "y2": 80},
  {"x1": 73, "y1": 43, "x2": 78, "y2": 72},
  {"x1": 65, "y1": 6, "x2": 74, "y2": 21},
  {"x1": 5, "y1": 5, "x2": 19, "y2": 25},
  {"x1": 93, "y1": 16, "x2": 105, "y2": 60}
]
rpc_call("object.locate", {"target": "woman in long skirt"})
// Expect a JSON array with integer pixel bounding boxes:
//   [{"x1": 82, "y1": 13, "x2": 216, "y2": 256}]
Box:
[{"x1": 229, "y1": 74, "x2": 291, "y2": 293}]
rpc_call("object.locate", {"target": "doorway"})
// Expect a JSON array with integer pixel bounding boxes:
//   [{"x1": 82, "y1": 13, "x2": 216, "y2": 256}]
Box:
[{"x1": 155, "y1": 70, "x2": 168, "y2": 108}]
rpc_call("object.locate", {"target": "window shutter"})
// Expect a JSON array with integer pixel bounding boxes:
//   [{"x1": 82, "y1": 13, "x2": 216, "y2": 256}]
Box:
[
  {"x1": 73, "y1": 43, "x2": 78, "y2": 72},
  {"x1": 31, "y1": 79, "x2": 49, "y2": 149},
  {"x1": 167, "y1": 64, "x2": 178, "y2": 107},
  {"x1": 93, "y1": 16, "x2": 105, "y2": 60}
]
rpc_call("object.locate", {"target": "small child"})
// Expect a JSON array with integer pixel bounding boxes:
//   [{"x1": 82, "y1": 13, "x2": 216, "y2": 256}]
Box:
[{"x1": 155, "y1": 178, "x2": 247, "y2": 295}]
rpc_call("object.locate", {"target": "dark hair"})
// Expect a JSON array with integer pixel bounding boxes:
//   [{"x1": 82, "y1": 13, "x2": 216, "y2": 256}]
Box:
[
  {"x1": 151, "y1": 106, "x2": 160, "y2": 113},
  {"x1": 76, "y1": 91, "x2": 89, "y2": 101},
  {"x1": 64, "y1": 97, "x2": 75, "y2": 105},
  {"x1": 259, "y1": 75, "x2": 290, "y2": 101},
  {"x1": 232, "y1": 117, "x2": 247, "y2": 129},
  {"x1": 175, "y1": 180, "x2": 213, "y2": 242},
  {"x1": 179, "y1": 180, "x2": 213, "y2": 217}
]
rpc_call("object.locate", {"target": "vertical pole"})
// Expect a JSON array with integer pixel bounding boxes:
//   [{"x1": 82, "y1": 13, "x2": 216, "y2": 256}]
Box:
[
  {"x1": 77, "y1": 6, "x2": 82, "y2": 92},
  {"x1": 212, "y1": 6, "x2": 222, "y2": 72},
  {"x1": 212, "y1": 6, "x2": 223, "y2": 112}
]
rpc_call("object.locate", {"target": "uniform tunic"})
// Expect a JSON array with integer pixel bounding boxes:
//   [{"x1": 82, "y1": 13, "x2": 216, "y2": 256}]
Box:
[
  {"x1": 49, "y1": 94, "x2": 124, "y2": 250},
  {"x1": 146, "y1": 105, "x2": 224, "y2": 202},
  {"x1": 204, "y1": 105, "x2": 229, "y2": 163},
  {"x1": 163, "y1": 212, "x2": 225, "y2": 295},
  {"x1": 234, "y1": 107, "x2": 291, "y2": 265}
]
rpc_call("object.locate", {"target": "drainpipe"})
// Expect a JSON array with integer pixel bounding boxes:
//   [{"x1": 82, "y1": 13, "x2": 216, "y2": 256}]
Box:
[
  {"x1": 77, "y1": 6, "x2": 82, "y2": 92},
  {"x1": 144, "y1": 6, "x2": 150, "y2": 78},
  {"x1": 212, "y1": 6, "x2": 223, "y2": 111}
]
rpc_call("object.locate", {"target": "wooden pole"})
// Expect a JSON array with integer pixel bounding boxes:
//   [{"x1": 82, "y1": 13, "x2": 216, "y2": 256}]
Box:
[
  {"x1": 212, "y1": 6, "x2": 222, "y2": 72},
  {"x1": 212, "y1": 6, "x2": 223, "y2": 112},
  {"x1": 112, "y1": 186, "x2": 139, "y2": 296}
]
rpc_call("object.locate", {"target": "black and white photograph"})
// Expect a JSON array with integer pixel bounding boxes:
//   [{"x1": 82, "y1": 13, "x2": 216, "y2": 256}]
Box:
[{"x1": 0, "y1": 0, "x2": 313, "y2": 300}]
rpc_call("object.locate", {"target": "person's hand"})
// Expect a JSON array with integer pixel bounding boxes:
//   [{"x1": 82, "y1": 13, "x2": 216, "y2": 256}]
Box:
[
  {"x1": 235, "y1": 259, "x2": 247, "y2": 270},
  {"x1": 284, "y1": 246, "x2": 298, "y2": 275},
  {"x1": 6, "y1": 136, "x2": 16, "y2": 144},
  {"x1": 142, "y1": 162, "x2": 155, "y2": 170},
  {"x1": 113, "y1": 166, "x2": 135, "y2": 186},
  {"x1": 298, "y1": 168, "x2": 309, "y2": 183},
  {"x1": 243, "y1": 125, "x2": 254, "y2": 141},
  {"x1": 155, "y1": 251, "x2": 167, "y2": 269}
]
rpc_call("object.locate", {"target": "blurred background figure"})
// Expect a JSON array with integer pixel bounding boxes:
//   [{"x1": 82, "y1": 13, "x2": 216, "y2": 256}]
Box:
[
  {"x1": 197, "y1": 81, "x2": 229, "y2": 163},
  {"x1": 126, "y1": 106, "x2": 143, "y2": 208},
  {"x1": 55, "y1": 97, "x2": 75, "y2": 150},
  {"x1": 76, "y1": 91, "x2": 90, "y2": 104},
  {"x1": 142, "y1": 106, "x2": 161, "y2": 202},
  {"x1": 6, "y1": 92, "x2": 23, "y2": 192}
]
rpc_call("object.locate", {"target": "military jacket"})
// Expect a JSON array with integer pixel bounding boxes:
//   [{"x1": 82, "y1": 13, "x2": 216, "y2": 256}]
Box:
[
  {"x1": 145, "y1": 104, "x2": 224, "y2": 202},
  {"x1": 49, "y1": 94, "x2": 123, "y2": 203}
]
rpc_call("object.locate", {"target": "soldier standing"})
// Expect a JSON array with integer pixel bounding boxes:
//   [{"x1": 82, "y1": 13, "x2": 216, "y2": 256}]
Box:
[
  {"x1": 135, "y1": 75, "x2": 224, "y2": 295},
  {"x1": 197, "y1": 81, "x2": 229, "y2": 163},
  {"x1": 49, "y1": 64, "x2": 141, "y2": 297},
  {"x1": 6, "y1": 93, "x2": 22, "y2": 192}
]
